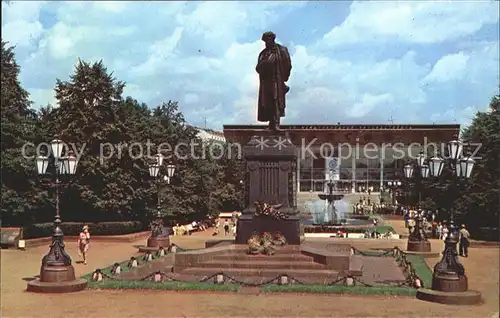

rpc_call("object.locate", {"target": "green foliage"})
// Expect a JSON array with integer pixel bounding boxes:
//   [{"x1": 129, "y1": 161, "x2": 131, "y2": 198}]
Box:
[
  {"x1": 22, "y1": 221, "x2": 146, "y2": 239},
  {"x1": 260, "y1": 284, "x2": 417, "y2": 296},
  {"x1": 405, "y1": 95, "x2": 499, "y2": 239},
  {"x1": 1, "y1": 46, "x2": 244, "y2": 226},
  {"x1": 1, "y1": 41, "x2": 47, "y2": 225},
  {"x1": 457, "y1": 95, "x2": 500, "y2": 234},
  {"x1": 87, "y1": 280, "x2": 240, "y2": 292},
  {"x1": 403, "y1": 254, "x2": 433, "y2": 288}
]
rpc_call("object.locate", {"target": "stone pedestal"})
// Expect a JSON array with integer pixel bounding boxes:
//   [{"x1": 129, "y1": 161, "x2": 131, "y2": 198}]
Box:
[
  {"x1": 235, "y1": 134, "x2": 300, "y2": 245},
  {"x1": 236, "y1": 215, "x2": 301, "y2": 245}
]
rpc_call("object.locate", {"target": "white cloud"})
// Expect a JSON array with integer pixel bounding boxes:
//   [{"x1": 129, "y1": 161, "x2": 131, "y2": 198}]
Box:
[
  {"x1": 1, "y1": 1, "x2": 46, "y2": 48},
  {"x1": 423, "y1": 52, "x2": 470, "y2": 83},
  {"x1": 430, "y1": 105, "x2": 479, "y2": 127},
  {"x1": 2, "y1": 1, "x2": 498, "y2": 130},
  {"x1": 323, "y1": 1, "x2": 499, "y2": 45},
  {"x1": 348, "y1": 94, "x2": 394, "y2": 118},
  {"x1": 184, "y1": 93, "x2": 200, "y2": 104}
]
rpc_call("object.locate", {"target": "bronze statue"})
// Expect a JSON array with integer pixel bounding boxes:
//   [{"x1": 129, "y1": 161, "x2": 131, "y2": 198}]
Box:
[{"x1": 256, "y1": 31, "x2": 292, "y2": 131}]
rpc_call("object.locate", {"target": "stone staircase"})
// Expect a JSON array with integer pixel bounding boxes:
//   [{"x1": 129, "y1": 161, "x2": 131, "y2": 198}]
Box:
[
  {"x1": 117, "y1": 242, "x2": 406, "y2": 286},
  {"x1": 170, "y1": 243, "x2": 363, "y2": 285}
]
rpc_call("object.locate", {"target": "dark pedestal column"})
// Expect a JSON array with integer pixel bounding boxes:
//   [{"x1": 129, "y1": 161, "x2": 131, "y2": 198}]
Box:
[
  {"x1": 235, "y1": 134, "x2": 301, "y2": 245},
  {"x1": 236, "y1": 215, "x2": 301, "y2": 245}
]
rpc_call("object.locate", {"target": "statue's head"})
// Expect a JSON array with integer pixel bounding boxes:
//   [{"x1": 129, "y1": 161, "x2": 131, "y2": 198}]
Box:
[{"x1": 261, "y1": 31, "x2": 276, "y2": 48}]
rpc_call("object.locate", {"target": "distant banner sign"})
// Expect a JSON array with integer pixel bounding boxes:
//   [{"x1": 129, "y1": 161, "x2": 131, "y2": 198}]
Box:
[{"x1": 325, "y1": 157, "x2": 340, "y2": 181}]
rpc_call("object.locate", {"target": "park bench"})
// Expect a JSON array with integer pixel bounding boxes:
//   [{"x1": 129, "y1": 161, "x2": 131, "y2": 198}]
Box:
[{"x1": 0, "y1": 228, "x2": 22, "y2": 249}]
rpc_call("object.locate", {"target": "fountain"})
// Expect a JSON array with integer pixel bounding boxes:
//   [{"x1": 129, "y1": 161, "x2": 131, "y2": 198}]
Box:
[{"x1": 304, "y1": 179, "x2": 373, "y2": 226}]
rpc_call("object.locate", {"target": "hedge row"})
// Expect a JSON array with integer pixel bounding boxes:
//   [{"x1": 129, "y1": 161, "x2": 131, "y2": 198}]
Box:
[{"x1": 22, "y1": 221, "x2": 148, "y2": 239}]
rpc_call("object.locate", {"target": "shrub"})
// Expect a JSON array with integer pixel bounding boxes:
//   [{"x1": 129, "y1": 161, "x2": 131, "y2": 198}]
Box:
[
  {"x1": 470, "y1": 227, "x2": 499, "y2": 242},
  {"x1": 23, "y1": 221, "x2": 147, "y2": 239}
]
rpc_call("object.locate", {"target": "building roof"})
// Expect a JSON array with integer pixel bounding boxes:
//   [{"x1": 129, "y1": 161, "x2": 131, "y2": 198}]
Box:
[
  {"x1": 222, "y1": 124, "x2": 460, "y2": 145},
  {"x1": 223, "y1": 124, "x2": 460, "y2": 130}
]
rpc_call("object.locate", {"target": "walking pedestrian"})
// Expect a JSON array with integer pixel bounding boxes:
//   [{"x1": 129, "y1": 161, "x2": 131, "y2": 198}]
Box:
[
  {"x1": 436, "y1": 222, "x2": 442, "y2": 239},
  {"x1": 459, "y1": 224, "x2": 471, "y2": 257},
  {"x1": 77, "y1": 225, "x2": 91, "y2": 265}
]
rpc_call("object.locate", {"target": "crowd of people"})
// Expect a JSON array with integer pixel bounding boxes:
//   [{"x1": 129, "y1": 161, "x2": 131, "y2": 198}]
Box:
[
  {"x1": 403, "y1": 208, "x2": 471, "y2": 257},
  {"x1": 170, "y1": 212, "x2": 240, "y2": 238},
  {"x1": 353, "y1": 197, "x2": 398, "y2": 215}
]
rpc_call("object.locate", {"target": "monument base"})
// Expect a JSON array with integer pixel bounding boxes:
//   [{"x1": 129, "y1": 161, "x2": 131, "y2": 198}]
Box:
[
  {"x1": 27, "y1": 265, "x2": 87, "y2": 293},
  {"x1": 235, "y1": 215, "x2": 301, "y2": 245}
]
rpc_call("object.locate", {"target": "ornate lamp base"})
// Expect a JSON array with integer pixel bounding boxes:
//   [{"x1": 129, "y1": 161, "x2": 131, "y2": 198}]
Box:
[
  {"x1": 147, "y1": 236, "x2": 170, "y2": 248},
  {"x1": 406, "y1": 240, "x2": 431, "y2": 252},
  {"x1": 27, "y1": 216, "x2": 87, "y2": 293},
  {"x1": 138, "y1": 236, "x2": 171, "y2": 252},
  {"x1": 416, "y1": 222, "x2": 482, "y2": 305},
  {"x1": 27, "y1": 265, "x2": 87, "y2": 293},
  {"x1": 432, "y1": 271, "x2": 468, "y2": 292},
  {"x1": 416, "y1": 288, "x2": 482, "y2": 305}
]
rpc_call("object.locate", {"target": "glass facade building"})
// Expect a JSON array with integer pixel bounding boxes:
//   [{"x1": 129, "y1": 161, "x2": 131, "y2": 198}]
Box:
[
  {"x1": 296, "y1": 146, "x2": 418, "y2": 193},
  {"x1": 222, "y1": 124, "x2": 460, "y2": 193}
]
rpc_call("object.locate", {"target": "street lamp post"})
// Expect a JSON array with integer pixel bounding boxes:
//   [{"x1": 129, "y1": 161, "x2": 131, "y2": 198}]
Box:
[
  {"x1": 27, "y1": 139, "x2": 87, "y2": 293},
  {"x1": 416, "y1": 138, "x2": 481, "y2": 304},
  {"x1": 403, "y1": 152, "x2": 432, "y2": 253},
  {"x1": 427, "y1": 139, "x2": 476, "y2": 293},
  {"x1": 142, "y1": 154, "x2": 176, "y2": 251}
]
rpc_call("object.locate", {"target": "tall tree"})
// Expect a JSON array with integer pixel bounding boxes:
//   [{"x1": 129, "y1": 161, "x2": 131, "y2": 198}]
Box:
[
  {"x1": 41, "y1": 59, "x2": 147, "y2": 222},
  {"x1": 457, "y1": 95, "x2": 500, "y2": 237},
  {"x1": 0, "y1": 41, "x2": 45, "y2": 225}
]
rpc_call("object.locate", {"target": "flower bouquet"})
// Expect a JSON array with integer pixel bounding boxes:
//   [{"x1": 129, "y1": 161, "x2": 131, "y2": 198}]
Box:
[
  {"x1": 272, "y1": 232, "x2": 287, "y2": 246},
  {"x1": 261, "y1": 232, "x2": 273, "y2": 243},
  {"x1": 260, "y1": 232, "x2": 275, "y2": 255},
  {"x1": 262, "y1": 239, "x2": 275, "y2": 255},
  {"x1": 247, "y1": 233, "x2": 262, "y2": 255}
]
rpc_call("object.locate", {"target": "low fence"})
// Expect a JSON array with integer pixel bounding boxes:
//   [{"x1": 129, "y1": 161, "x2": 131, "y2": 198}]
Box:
[{"x1": 88, "y1": 245, "x2": 427, "y2": 289}]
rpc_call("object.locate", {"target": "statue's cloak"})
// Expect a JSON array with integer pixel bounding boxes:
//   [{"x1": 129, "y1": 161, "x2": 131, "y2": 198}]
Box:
[{"x1": 255, "y1": 44, "x2": 292, "y2": 122}]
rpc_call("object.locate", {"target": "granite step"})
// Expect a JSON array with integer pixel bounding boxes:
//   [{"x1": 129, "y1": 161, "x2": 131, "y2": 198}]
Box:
[
  {"x1": 197, "y1": 260, "x2": 326, "y2": 270},
  {"x1": 180, "y1": 267, "x2": 338, "y2": 280},
  {"x1": 212, "y1": 254, "x2": 314, "y2": 262}
]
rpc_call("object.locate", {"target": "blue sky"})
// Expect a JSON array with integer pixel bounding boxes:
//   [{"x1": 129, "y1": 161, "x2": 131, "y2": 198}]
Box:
[{"x1": 2, "y1": 1, "x2": 499, "y2": 130}]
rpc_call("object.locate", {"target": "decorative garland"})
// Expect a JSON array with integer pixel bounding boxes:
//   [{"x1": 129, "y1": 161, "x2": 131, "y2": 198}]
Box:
[{"x1": 254, "y1": 201, "x2": 287, "y2": 219}]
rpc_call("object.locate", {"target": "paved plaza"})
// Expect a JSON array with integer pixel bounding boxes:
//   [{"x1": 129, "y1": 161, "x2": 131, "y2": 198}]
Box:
[{"x1": 1, "y1": 224, "x2": 499, "y2": 318}]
